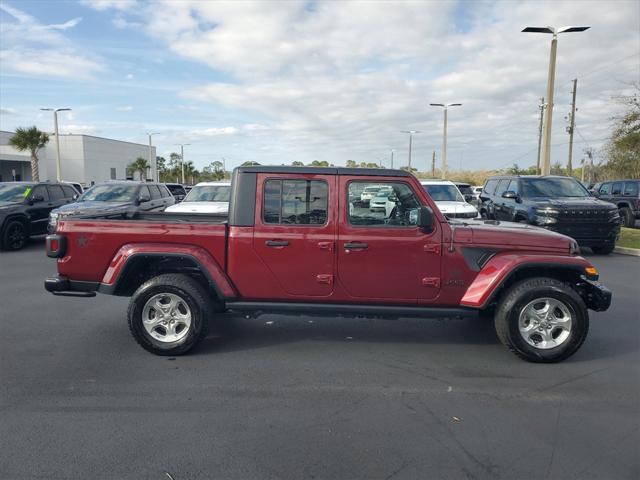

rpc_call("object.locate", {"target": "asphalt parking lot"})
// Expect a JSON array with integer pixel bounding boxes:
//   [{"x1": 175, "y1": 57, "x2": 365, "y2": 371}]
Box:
[{"x1": 1, "y1": 238, "x2": 639, "y2": 480}]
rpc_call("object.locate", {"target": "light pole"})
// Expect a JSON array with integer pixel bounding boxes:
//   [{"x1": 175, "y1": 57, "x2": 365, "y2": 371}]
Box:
[
  {"x1": 175, "y1": 143, "x2": 191, "y2": 184},
  {"x1": 400, "y1": 131, "x2": 420, "y2": 170},
  {"x1": 147, "y1": 132, "x2": 160, "y2": 181},
  {"x1": 40, "y1": 107, "x2": 71, "y2": 181},
  {"x1": 390, "y1": 149, "x2": 394, "y2": 169},
  {"x1": 430, "y1": 103, "x2": 461, "y2": 179},
  {"x1": 522, "y1": 25, "x2": 590, "y2": 175}
]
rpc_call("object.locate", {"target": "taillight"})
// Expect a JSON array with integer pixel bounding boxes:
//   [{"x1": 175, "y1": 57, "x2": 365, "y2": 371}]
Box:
[{"x1": 46, "y1": 234, "x2": 67, "y2": 258}]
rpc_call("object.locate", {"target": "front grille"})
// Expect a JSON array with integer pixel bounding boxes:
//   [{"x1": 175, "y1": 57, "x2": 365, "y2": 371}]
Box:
[{"x1": 448, "y1": 211, "x2": 477, "y2": 219}]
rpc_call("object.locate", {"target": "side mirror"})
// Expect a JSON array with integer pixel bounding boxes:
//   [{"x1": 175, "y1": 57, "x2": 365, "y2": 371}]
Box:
[
  {"x1": 136, "y1": 194, "x2": 151, "y2": 205},
  {"x1": 30, "y1": 194, "x2": 44, "y2": 204},
  {"x1": 417, "y1": 206, "x2": 434, "y2": 232},
  {"x1": 72, "y1": 194, "x2": 79, "y2": 200},
  {"x1": 502, "y1": 190, "x2": 517, "y2": 199}
]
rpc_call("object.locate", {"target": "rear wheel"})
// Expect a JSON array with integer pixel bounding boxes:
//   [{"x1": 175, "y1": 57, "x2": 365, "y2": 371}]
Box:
[
  {"x1": 619, "y1": 207, "x2": 634, "y2": 228},
  {"x1": 1, "y1": 220, "x2": 27, "y2": 251},
  {"x1": 494, "y1": 277, "x2": 589, "y2": 363},
  {"x1": 128, "y1": 274, "x2": 213, "y2": 355}
]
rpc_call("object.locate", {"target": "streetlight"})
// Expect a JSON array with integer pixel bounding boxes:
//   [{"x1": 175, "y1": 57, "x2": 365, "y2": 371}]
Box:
[
  {"x1": 147, "y1": 132, "x2": 160, "y2": 181},
  {"x1": 175, "y1": 143, "x2": 191, "y2": 184},
  {"x1": 390, "y1": 149, "x2": 394, "y2": 169},
  {"x1": 400, "y1": 130, "x2": 420, "y2": 170},
  {"x1": 430, "y1": 103, "x2": 462, "y2": 179},
  {"x1": 522, "y1": 25, "x2": 590, "y2": 175},
  {"x1": 40, "y1": 107, "x2": 71, "y2": 181}
]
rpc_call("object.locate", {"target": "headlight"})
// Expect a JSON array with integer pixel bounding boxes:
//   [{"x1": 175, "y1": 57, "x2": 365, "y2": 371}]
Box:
[
  {"x1": 534, "y1": 208, "x2": 560, "y2": 216},
  {"x1": 49, "y1": 213, "x2": 59, "y2": 226},
  {"x1": 534, "y1": 215, "x2": 558, "y2": 225}
]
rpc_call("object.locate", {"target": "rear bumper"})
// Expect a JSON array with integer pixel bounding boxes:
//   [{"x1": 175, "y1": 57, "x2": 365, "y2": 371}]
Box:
[
  {"x1": 582, "y1": 279, "x2": 612, "y2": 312},
  {"x1": 44, "y1": 275, "x2": 97, "y2": 297}
]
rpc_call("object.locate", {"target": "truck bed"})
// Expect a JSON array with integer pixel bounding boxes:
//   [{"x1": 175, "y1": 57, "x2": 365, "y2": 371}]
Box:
[{"x1": 55, "y1": 214, "x2": 228, "y2": 283}]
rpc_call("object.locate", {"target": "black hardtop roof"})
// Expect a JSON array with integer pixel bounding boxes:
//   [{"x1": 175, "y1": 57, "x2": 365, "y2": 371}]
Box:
[{"x1": 234, "y1": 166, "x2": 411, "y2": 177}]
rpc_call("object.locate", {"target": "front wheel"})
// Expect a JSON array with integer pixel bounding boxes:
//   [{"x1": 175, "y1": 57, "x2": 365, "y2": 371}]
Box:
[
  {"x1": 620, "y1": 207, "x2": 634, "y2": 228},
  {"x1": 128, "y1": 274, "x2": 213, "y2": 355},
  {"x1": 591, "y1": 243, "x2": 615, "y2": 255},
  {"x1": 494, "y1": 277, "x2": 589, "y2": 363},
  {"x1": 1, "y1": 220, "x2": 27, "y2": 251}
]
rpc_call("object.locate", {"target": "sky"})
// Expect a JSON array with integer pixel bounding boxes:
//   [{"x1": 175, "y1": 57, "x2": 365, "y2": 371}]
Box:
[{"x1": 0, "y1": 0, "x2": 638, "y2": 173}]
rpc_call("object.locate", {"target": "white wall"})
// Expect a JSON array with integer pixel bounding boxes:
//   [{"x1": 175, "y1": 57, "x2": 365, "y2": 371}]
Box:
[{"x1": 80, "y1": 136, "x2": 156, "y2": 184}]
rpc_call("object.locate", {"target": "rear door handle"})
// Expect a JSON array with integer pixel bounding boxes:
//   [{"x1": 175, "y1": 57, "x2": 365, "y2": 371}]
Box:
[
  {"x1": 344, "y1": 242, "x2": 368, "y2": 250},
  {"x1": 266, "y1": 240, "x2": 289, "y2": 247}
]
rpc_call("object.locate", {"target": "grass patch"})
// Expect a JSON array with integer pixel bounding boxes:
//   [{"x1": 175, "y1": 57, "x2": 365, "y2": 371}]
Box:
[{"x1": 618, "y1": 227, "x2": 640, "y2": 250}]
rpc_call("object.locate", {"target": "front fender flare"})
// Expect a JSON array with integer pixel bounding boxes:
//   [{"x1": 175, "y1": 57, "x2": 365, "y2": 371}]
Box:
[{"x1": 460, "y1": 253, "x2": 592, "y2": 309}]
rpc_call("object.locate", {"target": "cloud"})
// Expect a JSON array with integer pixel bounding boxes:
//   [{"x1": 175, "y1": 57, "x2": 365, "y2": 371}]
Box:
[
  {"x1": 0, "y1": 3, "x2": 102, "y2": 79},
  {"x1": 125, "y1": 73, "x2": 134, "y2": 79},
  {"x1": 79, "y1": 0, "x2": 137, "y2": 12},
  {"x1": 61, "y1": 124, "x2": 98, "y2": 134},
  {"x1": 0, "y1": 108, "x2": 17, "y2": 115},
  {"x1": 182, "y1": 127, "x2": 239, "y2": 140},
  {"x1": 116, "y1": 106, "x2": 134, "y2": 112}
]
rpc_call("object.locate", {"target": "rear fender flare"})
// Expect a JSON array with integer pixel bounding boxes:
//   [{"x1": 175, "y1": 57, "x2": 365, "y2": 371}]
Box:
[
  {"x1": 460, "y1": 253, "x2": 591, "y2": 309},
  {"x1": 101, "y1": 243, "x2": 236, "y2": 299}
]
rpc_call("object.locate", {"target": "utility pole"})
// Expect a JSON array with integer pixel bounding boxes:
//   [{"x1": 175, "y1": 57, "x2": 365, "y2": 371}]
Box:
[
  {"x1": 390, "y1": 150, "x2": 394, "y2": 169},
  {"x1": 175, "y1": 143, "x2": 191, "y2": 184},
  {"x1": 40, "y1": 107, "x2": 71, "y2": 181},
  {"x1": 400, "y1": 131, "x2": 420, "y2": 170},
  {"x1": 585, "y1": 148, "x2": 594, "y2": 184},
  {"x1": 566, "y1": 79, "x2": 578, "y2": 175},
  {"x1": 430, "y1": 103, "x2": 462, "y2": 179},
  {"x1": 522, "y1": 25, "x2": 590, "y2": 175},
  {"x1": 580, "y1": 157, "x2": 586, "y2": 182},
  {"x1": 147, "y1": 132, "x2": 159, "y2": 182},
  {"x1": 536, "y1": 97, "x2": 545, "y2": 174},
  {"x1": 431, "y1": 151, "x2": 436, "y2": 177}
]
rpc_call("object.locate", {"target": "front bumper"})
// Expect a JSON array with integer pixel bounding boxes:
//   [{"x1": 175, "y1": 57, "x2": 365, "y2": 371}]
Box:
[{"x1": 581, "y1": 279, "x2": 612, "y2": 312}]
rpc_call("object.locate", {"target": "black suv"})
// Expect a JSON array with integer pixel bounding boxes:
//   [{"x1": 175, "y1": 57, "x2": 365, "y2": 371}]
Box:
[
  {"x1": 165, "y1": 183, "x2": 187, "y2": 203},
  {"x1": 49, "y1": 181, "x2": 175, "y2": 232},
  {"x1": 479, "y1": 175, "x2": 621, "y2": 254},
  {"x1": 592, "y1": 179, "x2": 639, "y2": 228},
  {"x1": 0, "y1": 181, "x2": 78, "y2": 251}
]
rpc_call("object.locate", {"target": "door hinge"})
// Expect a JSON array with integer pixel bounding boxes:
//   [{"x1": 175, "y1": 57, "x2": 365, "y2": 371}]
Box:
[
  {"x1": 422, "y1": 277, "x2": 441, "y2": 288},
  {"x1": 423, "y1": 244, "x2": 441, "y2": 254},
  {"x1": 316, "y1": 274, "x2": 333, "y2": 285}
]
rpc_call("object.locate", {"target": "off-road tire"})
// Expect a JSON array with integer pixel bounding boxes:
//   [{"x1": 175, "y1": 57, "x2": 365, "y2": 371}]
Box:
[
  {"x1": 1, "y1": 220, "x2": 27, "y2": 251},
  {"x1": 494, "y1": 277, "x2": 589, "y2": 363},
  {"x1": 619, "y1": 207, "x2": 634, "y2": 228},
  {"x1": 591, "y1": 243, "x2": 615, "y2": 255},
  {"x1": 128, "y1": 274, "x2": 213, "y2": 356}
]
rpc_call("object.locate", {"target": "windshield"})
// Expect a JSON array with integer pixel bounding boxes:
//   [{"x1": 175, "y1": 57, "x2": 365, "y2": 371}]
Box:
[
  {"x1": 183, "y1": 185, "x2": 231, "y2": 202},
  {"x1": 521, "y1": 178, "x2": 590, "y2": 198},
  {"x1": 424, "y1": 184, "x2": 464, "y2": 202},
  {"x1": 0, "y1": 184, "x2": 33, "y2": 203},
  {"x1": 80, "y1": 184, "x2": 138, "y2": 202}
]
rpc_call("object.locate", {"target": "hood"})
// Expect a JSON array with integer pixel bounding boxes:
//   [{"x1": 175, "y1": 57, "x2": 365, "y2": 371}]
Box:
[
  {"x1": 0, "y1": 201, "x2": 21, "y2": 210},
  {"x1": 529, "y1": 197, "x2": 617, "y2": 210},
  {"x1": 165, "y1": 201, "x2": 229, "y2": 214},
  {"x1": 435, "y1": 201, "x2": 478, "y2": 214},
  {"x1": 54, "y1": 200, "x2": 133, "y2": 216},
  {"x1": 452, "y1": 219, "x2": 572, "y2": 252}
]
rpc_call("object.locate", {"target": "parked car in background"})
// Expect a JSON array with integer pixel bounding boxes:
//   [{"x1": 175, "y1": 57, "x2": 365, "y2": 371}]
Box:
[
  {"x1": 421, "y1": 180, "x2": 478, "y2": 219},
  {"x1": 0, "y1": 181, "x2": 78, "y2": 250},
  {"x1": 165, "y1": 182, "x2": 231, "y2": 214},
  {"x1": 479, "y1": 175, "x2": 621, "y2": 254},
  {"x1": 368, "y1": 186, "x2": 396, "y2": 216},
  {"x1": 165, "y1": 183, "x2": 187, "y2": 203},
  {"x1": 49, "y1": 181, "x2": 175, "y2": 233},
  {"x1": 472, "y1": 186, "x2": 483, "y2": 200},
  {"x1": 62, "y1": 181, "x2": 83, "y2": 195},
  {"x1": 360, "y1": 185, "x2": 383, "y2": 206},
  {"x1": 592, "y1": 179, "x2": 639, "y2": 228}
]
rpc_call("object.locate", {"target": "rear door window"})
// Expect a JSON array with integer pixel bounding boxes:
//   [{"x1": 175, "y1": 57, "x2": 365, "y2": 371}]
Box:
[
  {"x1": 47, "y1": 185, "x2": 65, "y2": 200},
  {"x1": 263, "y1": 179, "x2": 328, "y2": 225},
  {"x1": 623, "y1": 182, "x2": 638, "y2": 197},
  {"x1": 611, "y1": 182, "x2": 623, "y2": 195}
]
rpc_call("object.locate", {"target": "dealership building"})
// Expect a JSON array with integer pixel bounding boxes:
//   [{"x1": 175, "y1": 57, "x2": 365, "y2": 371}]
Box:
[{"x1": 0, "y1": 131, "x2": 156, "y2": 184}]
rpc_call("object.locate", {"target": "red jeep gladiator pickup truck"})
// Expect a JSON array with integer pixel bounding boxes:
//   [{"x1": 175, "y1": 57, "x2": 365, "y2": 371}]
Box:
[{"x1": 45, "y1": 167, "x2": 611, "y2": 362}]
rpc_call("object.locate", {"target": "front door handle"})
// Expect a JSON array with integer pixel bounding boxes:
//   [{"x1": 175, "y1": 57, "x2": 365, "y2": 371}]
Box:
[
  {"x1": 266, "y1": 240, "x2": 289, "y2": 247},
  {"x1": 344, "y1": 242, "x2": 368, "y2": 250}
]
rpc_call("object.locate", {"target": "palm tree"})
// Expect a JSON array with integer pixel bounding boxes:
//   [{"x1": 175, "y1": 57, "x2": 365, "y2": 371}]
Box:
[
  {"x1": 128, "y1": 157, "x2": 150, "y2": 181},
  {"x1": 9, "y1": 126, "x2": 49, "y2": 182}
]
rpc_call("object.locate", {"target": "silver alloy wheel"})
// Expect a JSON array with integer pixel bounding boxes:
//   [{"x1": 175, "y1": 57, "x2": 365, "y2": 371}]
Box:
[
  {"x1": 518, "y1": 297, "x2": 573, "y2": 350},
  {"x1": 142, "y1": 293, "x2": 192, "y2": 343}
]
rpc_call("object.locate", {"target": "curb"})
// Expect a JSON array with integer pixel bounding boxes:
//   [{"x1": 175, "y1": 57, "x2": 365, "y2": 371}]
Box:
[{"x1": 614, "y1": 246, "x2": 640, "y2": 257}]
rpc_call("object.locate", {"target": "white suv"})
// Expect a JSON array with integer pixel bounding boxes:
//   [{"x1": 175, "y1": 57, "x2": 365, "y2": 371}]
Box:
[{"x1": 420, "y1": 180, "x2": 478, "y2": 219}]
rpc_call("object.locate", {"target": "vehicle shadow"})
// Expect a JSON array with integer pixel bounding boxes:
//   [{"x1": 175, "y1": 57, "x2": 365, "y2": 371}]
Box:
[{"x1": 196, "y1": 313, "x2": 499, "y2": 355}]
